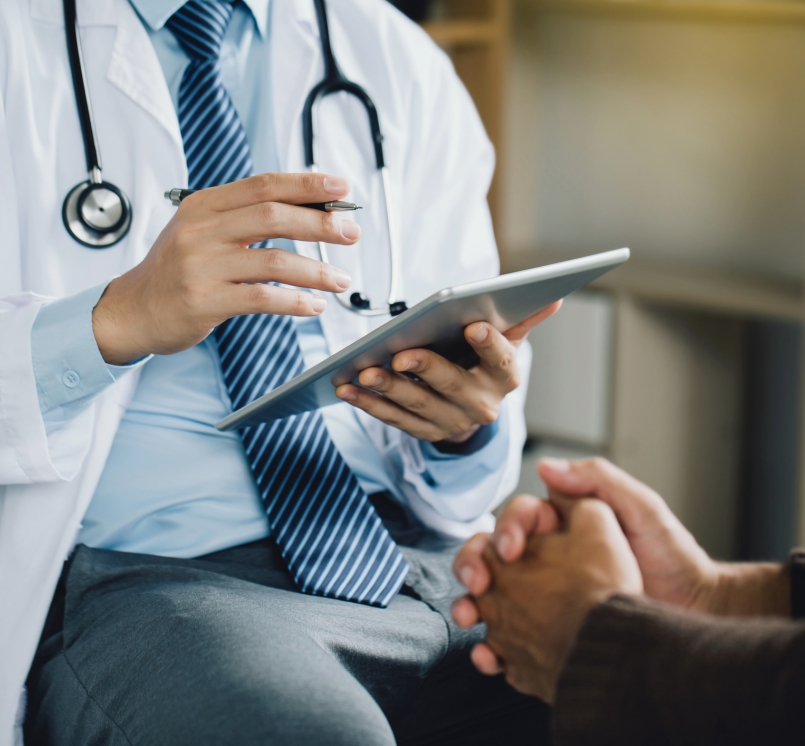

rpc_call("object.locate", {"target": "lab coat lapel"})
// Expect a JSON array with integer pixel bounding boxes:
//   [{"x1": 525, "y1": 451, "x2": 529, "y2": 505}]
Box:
[
  {"x1": 272, "y1": 0, "x2": 318, "y2": 186},
  {"x1": 106, "y1": 2, "x2": 184, "y2": 151},
  {"x1": 273, "y1": 0, "x2": 371, "y2": 354},
  {"x1": 30, "y1": 0, "x2": 183, "y2": 151}
]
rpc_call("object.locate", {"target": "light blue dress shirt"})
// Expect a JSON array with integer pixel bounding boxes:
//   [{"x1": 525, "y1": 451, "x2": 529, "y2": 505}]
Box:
[{"x1": 29, "y1": 0, "x2": 506, "y2": 558}]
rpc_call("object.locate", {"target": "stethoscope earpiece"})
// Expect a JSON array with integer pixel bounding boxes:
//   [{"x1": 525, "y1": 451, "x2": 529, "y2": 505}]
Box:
[
  {"x1": 349, "y1": 293, "x2": 406, "y2": 316},
  {"x1": 389, "y1": 302, "x2": 408, "y2": 317},
  {"x1": 350, "y1": 293, "x2": 371, "y2": 310}
]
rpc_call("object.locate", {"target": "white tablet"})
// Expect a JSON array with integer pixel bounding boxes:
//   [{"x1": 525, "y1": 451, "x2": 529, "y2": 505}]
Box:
[{"x1": 216, "y1": 248, "x2": 630, "y2": 430}]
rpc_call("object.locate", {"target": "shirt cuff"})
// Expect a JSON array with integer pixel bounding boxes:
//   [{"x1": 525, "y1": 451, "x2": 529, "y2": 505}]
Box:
[
  {"x1": 410, "y1": 406, "x2": 509, "y2": 493},
  {"x1": 421, "y1": 420, "x2": 500, "y2": 459},
  {"x1": 31, "y1": 281, "x2": 130, "y2": 414}
]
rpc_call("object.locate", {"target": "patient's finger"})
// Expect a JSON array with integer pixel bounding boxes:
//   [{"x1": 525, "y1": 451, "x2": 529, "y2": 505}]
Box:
[
  {"x1": 451, "y1": 595, "x2": 481, "y2": 629},
  {"x1": 453, "y1": 533, "x2": 494, "y2": 596},
  {"x1": 537, "y1": 457, "x2": 671, "y2": 533},
  {"x1": 471, "y1": 643, "x2": 504, "y2": 676},
  {"x1": 493, "y1": 495, "x2": 561, "y2": 563}
]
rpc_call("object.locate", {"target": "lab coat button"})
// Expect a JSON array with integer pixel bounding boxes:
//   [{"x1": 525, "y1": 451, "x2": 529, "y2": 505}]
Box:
[{"x1": 62, "y1": 370, "x2": 81, "y2": 388}]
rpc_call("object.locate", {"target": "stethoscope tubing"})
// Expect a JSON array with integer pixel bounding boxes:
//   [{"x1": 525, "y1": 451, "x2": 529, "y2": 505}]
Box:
[
  {"x1": 306, "y1": 0, "x2": 405, "y2": 316},
  {"x1": 64, "y1": 0, "x2": 101, "y2": 175},
  {"x1": 63, "y1": 0, "x2": 403, "y2": 314},
  {"x1": 313, "y1": 163, "x2": 403, "y2": 317}
]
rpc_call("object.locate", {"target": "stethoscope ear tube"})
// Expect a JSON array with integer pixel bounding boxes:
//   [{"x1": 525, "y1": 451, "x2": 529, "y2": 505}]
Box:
[
  {"x1": 61, "y1": 0, "x2": 132, "y2": 248},
  {"x1": 64, "y1": 0, "x2": 101, "y2": 175},
  {"x1": 307, "y1": 0, "x2": 405, "y2": 317}
]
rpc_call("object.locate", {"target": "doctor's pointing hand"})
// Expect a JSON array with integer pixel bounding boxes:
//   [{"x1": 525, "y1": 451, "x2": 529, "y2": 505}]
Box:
[{"x1": 92, "y1": 172, "x2": 360, "y2": 366}]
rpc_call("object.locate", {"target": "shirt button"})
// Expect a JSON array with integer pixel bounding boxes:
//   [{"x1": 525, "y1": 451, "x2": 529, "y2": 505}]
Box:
[{"x1": 62, "y1": 370, "x2": 81, "y2": 389}]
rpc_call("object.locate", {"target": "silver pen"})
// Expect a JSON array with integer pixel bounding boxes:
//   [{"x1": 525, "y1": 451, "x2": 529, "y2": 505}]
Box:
[{"x1": 164, "y1": 188, "x2": 361, "y2": 212}]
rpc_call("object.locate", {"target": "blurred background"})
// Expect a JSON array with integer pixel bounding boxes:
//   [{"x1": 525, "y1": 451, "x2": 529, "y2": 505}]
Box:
[{"x1": 391, "y1": 0, "x2": 805, "y2": 562}]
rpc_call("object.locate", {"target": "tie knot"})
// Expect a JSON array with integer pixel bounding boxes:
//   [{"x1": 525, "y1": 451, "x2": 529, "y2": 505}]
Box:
[{"x1": 166, "y1": 0, "x2": 235, "y2": 62}]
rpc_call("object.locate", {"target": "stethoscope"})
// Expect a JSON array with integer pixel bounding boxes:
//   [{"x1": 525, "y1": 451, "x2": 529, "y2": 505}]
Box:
[
  {"x1": 304, "y1": 0, "x2": 406, "y2": 316},
  {"x1": 62, "y1": 0, "x2": 132, "y2": 249},
  {"x1": 62, "y1": 0, "x2": 406, "y2": 316}
]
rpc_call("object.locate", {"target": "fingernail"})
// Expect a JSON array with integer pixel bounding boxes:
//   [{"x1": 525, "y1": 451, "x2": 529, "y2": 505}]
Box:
[
  {"x1": 541, "y1": 457, "x2": 570, "y2": 472},
  {"x1": 458, "y1": 565, "x2": 474, "y2": 589},
  {"x1": 323, "y1": 176, "x2": 349, "y2": 195},
  {"x1": 337, "y1": 387, "x2": 356, "y2": 402},
  {"x1": 470, "y1": 324, "x2": 488, "y2": 343},
  {"x1": 310, "y1": 296, "x2": 326, "y2": 314},
  {"x1": 366, "y1": 374, "x2": 383, "y2": 388},
  {"x1": 339, "y1": 219, "x2": 361, "y2": 241},
  {"x1": 396, "y1": 358, "x2": 415, "y2": 372},
  {"x1": 334, "y1": 268, "x2": 352, "y2": 290},
  {"x1": 495, "y1": 532, "x2": 513, "y2": 559}
]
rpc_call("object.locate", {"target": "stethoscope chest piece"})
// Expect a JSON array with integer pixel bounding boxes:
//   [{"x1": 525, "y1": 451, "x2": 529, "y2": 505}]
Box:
[
  {"x1": 62, "y1": 0, "x2": 132, "y2": 249},
  {"x1": 62, "y1": 178, "x2": 132, "y2": 249}
]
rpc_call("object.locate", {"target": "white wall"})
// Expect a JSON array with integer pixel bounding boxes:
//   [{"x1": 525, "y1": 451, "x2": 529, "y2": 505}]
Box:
[
  {"x1": 526, "y1": 291, "x2": 615, "y2": 445},
  {"x1": 503, "y1": 5, "x2": 805, "y2": 281}
]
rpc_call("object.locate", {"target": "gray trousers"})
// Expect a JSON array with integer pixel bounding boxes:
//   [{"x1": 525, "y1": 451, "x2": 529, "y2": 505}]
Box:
[{"x1": 25, "y1": 496, "x2": 550, "y2": 745}]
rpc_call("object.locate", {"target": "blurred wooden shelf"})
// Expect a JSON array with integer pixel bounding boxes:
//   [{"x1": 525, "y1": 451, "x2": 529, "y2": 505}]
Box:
[
  {"x1": 421, "y1": 19, "x2": 501, "y2": 46},
  {"x1": 533, "y1": 0, "x2": 805, "y2": 24},
  {"x1": 591, "y1": 259, "x2": 804, "y2": 321},
  {"x1": 507, "y1": 252, "x2": 804, "y2": 321}
]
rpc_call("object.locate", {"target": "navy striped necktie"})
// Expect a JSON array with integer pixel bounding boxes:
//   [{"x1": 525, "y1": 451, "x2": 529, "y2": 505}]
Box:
[{"x1": 166, "y1": 0, "x2": 408, "y2": 607}]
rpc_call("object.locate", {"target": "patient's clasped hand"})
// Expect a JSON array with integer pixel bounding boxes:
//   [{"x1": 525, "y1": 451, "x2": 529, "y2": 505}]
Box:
[{"x1": 452, "y1": 458, "x2": 794, "y2": 703}]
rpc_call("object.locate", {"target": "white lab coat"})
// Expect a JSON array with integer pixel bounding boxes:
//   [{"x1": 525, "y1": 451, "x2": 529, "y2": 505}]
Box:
[{"x1": 0, "y1": 0, "x2": 529, "y2": 742}]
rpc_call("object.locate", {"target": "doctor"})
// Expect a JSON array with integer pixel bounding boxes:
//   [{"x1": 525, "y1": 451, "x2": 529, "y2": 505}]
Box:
[{"x1": 0, "y1": 0, "x2": 558, "y2": 744}]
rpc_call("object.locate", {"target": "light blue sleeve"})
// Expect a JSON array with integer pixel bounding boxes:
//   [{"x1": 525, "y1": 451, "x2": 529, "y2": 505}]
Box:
[
  {"x1": 31, "y1": 281, "x2": 146, "y2": 419},
  {"x1": 416, "y1": 409, "x2": 509, "y2": 492}
]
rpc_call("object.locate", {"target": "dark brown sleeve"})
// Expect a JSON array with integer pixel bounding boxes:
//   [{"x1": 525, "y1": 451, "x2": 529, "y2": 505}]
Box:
[
  {"x1": 790, "y1": 550, "x2": 805, "y2": 619},
  {"x1": 553, "y1": 595, "x2": 805, "y2": 746}
]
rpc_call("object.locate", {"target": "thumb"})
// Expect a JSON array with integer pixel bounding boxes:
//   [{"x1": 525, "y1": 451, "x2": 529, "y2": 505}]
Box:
[
  {"x1": 493, "y1": 495, "x2": 561, "y2": 563},
  {"x1": 538, "y1": 458, "x2": 671, "y2": 536},
  {"x1": 546, "y1": 491, "x2": 579, "y2": 528}
]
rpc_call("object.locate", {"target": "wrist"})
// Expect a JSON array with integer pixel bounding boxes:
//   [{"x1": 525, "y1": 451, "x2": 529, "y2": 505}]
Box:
[
  {"x1": 92, "y1": 277, "x2": 150, "y2": 365},
  {"x1": 547, "y1": 588, "x2": 622, "y2": 704},
  {"x1": 706, "y1": 562, "x2": 790, "y2": 617},
  {"x1": 443, "y1": 423, "x2": 481, "y2": 444}
]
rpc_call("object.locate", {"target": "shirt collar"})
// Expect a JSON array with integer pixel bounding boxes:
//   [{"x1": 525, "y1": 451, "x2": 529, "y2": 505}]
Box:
[{"x1": 130, "y1": 0, "x2": 270, "y2": 38}]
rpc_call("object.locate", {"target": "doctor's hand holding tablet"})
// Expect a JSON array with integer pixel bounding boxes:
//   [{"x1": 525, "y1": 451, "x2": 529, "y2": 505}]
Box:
[
  {"x1": 92, "y1": 171, "x2": 560, "y2": 446},
  {"x1": 334, "y1": 303, "x2": 561, "y2": 444}
]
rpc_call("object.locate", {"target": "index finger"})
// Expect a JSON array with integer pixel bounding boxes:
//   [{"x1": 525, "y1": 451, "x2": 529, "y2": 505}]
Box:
[
  {"x1": 186, "y1": 172, "x2": 351, "y2": 212},
  {"x1": 462, "y1": 324, "x2": 517, "y2": 387},
  {"x1": 453, "y1": 533, "x2": 494, "y2": 596},
  {"x1": 501, "y1": 300, "x2": 563, "y2": 344}
]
